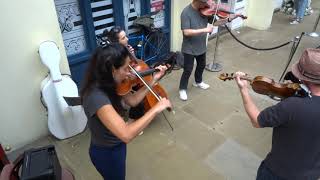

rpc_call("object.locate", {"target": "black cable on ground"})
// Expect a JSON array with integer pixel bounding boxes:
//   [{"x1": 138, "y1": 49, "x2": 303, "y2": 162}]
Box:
[{"x1": 224, "y1": 25, "x2": 292, "y2": 51}]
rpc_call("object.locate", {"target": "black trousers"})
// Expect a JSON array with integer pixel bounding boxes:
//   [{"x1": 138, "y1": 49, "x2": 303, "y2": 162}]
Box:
[
  {"x1": 128, "y1": 86, "x2": 145, "y2": 119},
  {"x1": 179, "y1": 53, "x2": 206, "y2": 90},
  {"x1": 256, "y1": 161, "x2": 284, "y2": 180},
  {"x1": 128, "y1": 102, "x2": 145, "y2": 119}
]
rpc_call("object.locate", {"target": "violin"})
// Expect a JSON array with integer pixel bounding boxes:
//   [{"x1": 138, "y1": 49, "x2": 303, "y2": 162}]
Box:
[
  {"x1": 199, "y1": 1, "x2": 247, "y2": 20},
  {"x1": 118, "y1": 53, "x2": 176, "y2": 131},
  {"x1": 200, "y1": 7, "x2": 247, "y2": 20},
  {"x1": 219, "y1": 73, "x2": 302, "y2": 99},
  {"x1": 116, "y1": 52, "x2": 176, "y2": 96},
  {"x1": 116, "y1": 60, "x2": 153, "y2": 96}
]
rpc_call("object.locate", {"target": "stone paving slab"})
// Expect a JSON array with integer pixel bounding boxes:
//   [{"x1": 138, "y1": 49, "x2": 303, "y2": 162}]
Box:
[
  {"x1": 144, "y1": 143, "x2": 225, "y2": 180},
  {"x1": 173, "y1": 118, "x2": 226, "y2": 159},
  {"x1": 205, "y1": 139, "x2": 262, "y2": 180}
]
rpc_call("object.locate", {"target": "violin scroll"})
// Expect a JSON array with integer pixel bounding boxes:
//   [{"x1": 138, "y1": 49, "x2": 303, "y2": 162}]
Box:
[
  {"x1": 218, "y1": 73, "x2": 249, "y2": 81},
  {"x1": 218, "y1": 73, "x2": 235, "y2": 81}
]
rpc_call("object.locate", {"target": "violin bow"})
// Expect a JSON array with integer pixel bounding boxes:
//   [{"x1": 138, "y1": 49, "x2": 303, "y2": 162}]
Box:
[
  {"x1": 128, "y1": 64, "x2": 174, "y2": 131},
  {"x1": 210, "y1": 0, "x2": 221, "y2": 25}
]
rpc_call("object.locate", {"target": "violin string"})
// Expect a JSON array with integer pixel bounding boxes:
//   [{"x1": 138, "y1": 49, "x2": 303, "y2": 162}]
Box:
[
  {"x1": 129, "y1": 64, "x2": 174, "y2": 131},
  {"x1": 128, "y1": 64, "x2": 161, "y2": 101}
]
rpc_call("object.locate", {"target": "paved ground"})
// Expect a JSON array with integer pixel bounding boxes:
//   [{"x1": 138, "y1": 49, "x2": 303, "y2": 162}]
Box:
[{"x1": 7, "y1": 4, "x2": 320, "y2": 180}]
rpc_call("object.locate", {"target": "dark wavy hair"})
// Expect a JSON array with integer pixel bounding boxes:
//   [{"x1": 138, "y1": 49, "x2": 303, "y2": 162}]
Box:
[
  {"x1": 102, "y1": 26, "x2": 122, "y2": 43},
  {"x1": 80, "y1": 43, "x2": 130, "y2": 112}
]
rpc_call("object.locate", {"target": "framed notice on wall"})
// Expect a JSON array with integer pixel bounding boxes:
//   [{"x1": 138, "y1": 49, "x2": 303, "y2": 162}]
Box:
[
  {"x1": 54, "y1": 0, "x2": 87, "y2": 56},
  {"x1": 150, "y1": 0, "x2": 165, "y2": 28}
]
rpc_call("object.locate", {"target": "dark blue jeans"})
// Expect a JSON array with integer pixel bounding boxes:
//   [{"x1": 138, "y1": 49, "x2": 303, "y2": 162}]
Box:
[
  {"x1": 179, "y1": 53, "x2": 206, "y2": 90},
  {"x1": 256, "y1": 161, "x2": 284, "y2": 180},
  {"x1": 294, "y1": 0, "x2": 308, "y2": 19},
  {"x1": 89, "y1": 143, "x2": 127, "y2": 180}
]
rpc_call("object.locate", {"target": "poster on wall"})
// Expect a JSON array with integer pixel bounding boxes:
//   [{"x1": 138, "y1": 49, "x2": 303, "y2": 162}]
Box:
[
  {"x1": 150, "y1": 0, "x2": 165, "y2": 28},
  {"x1": 54, "y1": 0, "x2": 87, "y2": 56}
]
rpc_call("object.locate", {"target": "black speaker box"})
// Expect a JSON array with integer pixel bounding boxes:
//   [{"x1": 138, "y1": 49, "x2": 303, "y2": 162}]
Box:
[{"x1": 20, "y1": 145, "x2": 61, "y2": 180}]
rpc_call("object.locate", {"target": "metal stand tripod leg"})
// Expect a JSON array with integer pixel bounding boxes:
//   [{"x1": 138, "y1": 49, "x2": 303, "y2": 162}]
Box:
[
  {"x1": 279, "y1": 36, "x2": 300, "y2": 82},
  {"x1": 308, "y1": 11, "x2": 320, "y2": 37},
  {"x1": 205, "y1": 26, "x2": 223, "y2": 72}
]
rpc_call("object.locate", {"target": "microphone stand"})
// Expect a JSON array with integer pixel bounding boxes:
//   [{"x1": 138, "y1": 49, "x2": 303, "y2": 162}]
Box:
[
  {"x1": 205, "y1": 0, "x2": 223, "y2": 72},
  {"x1": 307, "y1": 10, "x2": 320, "y2": 38},
  {"x1": 205, "y1": 25, "x2": 223, "y2": 72}
]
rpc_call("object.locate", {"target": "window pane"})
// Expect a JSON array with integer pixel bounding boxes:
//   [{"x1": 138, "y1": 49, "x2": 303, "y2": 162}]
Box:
[
  {"x1": 91, "y1": 0, "x2": 115, "y2": 36},
  {"x1": 150, "y1": 0, "x2": 165, "y2": 28},
  {"x1": 54, "y1": 0, "x2": 87, "y2": 56}
]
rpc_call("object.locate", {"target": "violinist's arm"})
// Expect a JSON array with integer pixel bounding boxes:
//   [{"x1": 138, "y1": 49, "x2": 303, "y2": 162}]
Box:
[
  {"x1": 235, "y1": 72, "x2": 261, "y2": 128},
  {"x1": 0, "y1": 164, "x2": 14, "y2": 180},
  {"x1": 239, "y1": 88, "x2": 261, "y2": 128},
  {"x1": 182, "y1": 26, "x2": 213, "y2": 36},
  {"x1": 122, "y1": 80, "x2": 156, "y2": 107},
  {"x1": 97, "y1": 102, "x2": 164, "y2": 143}
]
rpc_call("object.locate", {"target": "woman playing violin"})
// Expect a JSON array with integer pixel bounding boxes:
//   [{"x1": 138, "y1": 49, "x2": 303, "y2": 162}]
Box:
[
  {"x1": 234, "y1": 48, "x2": 320, "y2": 179},
  {"x1": 80, "y1": 43, "x2": 171, "y2": 180},
  {"x1": 102, "y1": 26, "x2": 147, "y2": 124}
]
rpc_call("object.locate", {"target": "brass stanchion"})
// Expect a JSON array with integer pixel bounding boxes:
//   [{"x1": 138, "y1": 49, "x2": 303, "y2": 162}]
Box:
[{"x1": 307, "y1": 11, "x2": 320, "y2": 37}]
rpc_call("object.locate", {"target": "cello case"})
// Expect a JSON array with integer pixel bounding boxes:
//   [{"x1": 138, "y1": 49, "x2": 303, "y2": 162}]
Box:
[{"x1": 39, "y1": 41, "x2": 87, "y2": 139}]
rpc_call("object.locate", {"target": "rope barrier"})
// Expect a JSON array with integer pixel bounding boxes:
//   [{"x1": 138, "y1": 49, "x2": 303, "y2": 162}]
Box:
[{"x1": 224, "y1": 25, "x2": 292, "y2": 51}]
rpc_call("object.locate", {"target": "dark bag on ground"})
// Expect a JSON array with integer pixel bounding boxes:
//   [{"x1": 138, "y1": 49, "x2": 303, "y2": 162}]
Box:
[
  {"x1": 175, "y1": 51, "x2": 184, "y2": 69},
  {"x1": 20, "y1": 145, "x2": 61, "y2": 180}
]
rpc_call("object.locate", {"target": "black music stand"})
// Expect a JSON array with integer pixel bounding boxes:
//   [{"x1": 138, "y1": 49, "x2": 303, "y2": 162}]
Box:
[{"x1": 206, "y1": 26, "x2": 223, "y2": 72}]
